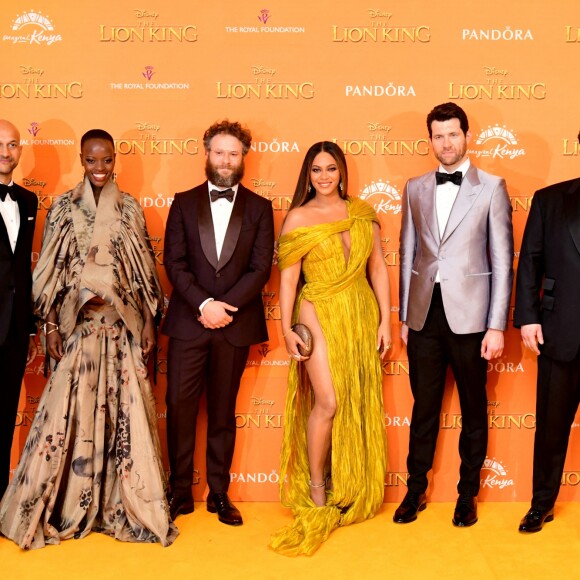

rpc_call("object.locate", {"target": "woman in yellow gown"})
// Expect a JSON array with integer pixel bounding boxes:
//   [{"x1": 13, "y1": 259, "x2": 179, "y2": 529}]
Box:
[{"x1": 271, "y1": 142, "x2": 390, "y2": 555}]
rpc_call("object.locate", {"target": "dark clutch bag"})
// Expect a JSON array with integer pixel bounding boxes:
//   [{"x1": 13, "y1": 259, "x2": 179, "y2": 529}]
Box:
[{"x1": 292, "y1": 323, "x2": 313, "y2": 357}]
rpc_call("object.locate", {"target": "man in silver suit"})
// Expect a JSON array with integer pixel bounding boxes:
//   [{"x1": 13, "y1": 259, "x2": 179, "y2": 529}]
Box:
[{"x1": 395, "y1": 102, "x2": 514, "y2": 527}]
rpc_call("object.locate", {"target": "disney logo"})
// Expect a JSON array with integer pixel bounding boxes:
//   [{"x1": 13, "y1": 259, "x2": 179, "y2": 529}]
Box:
[
  {"x1": 19, "y1": 66, "x2": 44, "y2": 76},
  {"x1": 134, "y1": 10, "x2": 159, "y2": 19}
]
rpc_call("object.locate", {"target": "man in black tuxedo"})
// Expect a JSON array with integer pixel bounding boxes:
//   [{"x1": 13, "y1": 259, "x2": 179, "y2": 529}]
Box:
[
  {"x1": 0, "y1": 120, "x2": 37, "y2": 498},
  {"x1": 163, "y1": 120, "x2": 274, "y2": 525},
  {"x1": 514, "y1": 130, "x2": 580, "y2": 533}
]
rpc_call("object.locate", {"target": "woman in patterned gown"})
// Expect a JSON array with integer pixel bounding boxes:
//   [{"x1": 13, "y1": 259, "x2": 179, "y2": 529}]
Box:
[
  {"x1": 0, "y1": 129, "x2": 177, "y2": 549},
  {"x1": 271, "y1": 142, "x2": 390, "y2": 555}
]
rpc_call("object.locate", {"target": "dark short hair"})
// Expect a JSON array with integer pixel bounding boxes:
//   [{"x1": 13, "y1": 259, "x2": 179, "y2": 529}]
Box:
[
  {"x1": 203, "y1": 120, "x2": 252, "y2": 155},
  {"x1": 80, "y1": 129, "x2": 114, "y2": 149},
  {"x1": 288, "y1": 141, "x2": 349, "y2": 211},
  {"x1": 426, "y1": 103, "x2": 469, "y2": 138}
]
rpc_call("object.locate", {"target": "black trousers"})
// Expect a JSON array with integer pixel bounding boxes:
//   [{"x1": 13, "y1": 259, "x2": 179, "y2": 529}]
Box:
[
  {"x1": 531, "y1": 350, "x2": 580, "y2": 511},
  {"x1": 406, "y1": 285, "x2": 488, "y2": 496},
  {"x1": 0, "y1": 314, "x2": 29, "y2": 498},
  {"x1": 166, "y1": 331, "x2": 249, "y2": 496}
]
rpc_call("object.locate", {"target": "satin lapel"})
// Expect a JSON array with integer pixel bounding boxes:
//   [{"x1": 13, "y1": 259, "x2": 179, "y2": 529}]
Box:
[
  {"x1": 418, "y1": 172, "x2": 440, "y2": 243},
  {"x1": 0, "y1": 204, "x2": 11, "y2": 252},
  {"x1": 563, "y1": 179, "x2": 580, "y2": 256},
  {"x1": 217, "y1": 187, "x2": 246, "y2": 271},
  {"x1": 441, "y1": 165, "x2": 483, "y2": 244},
  {"x1": 198, "y1": 188, "x2": 219, "y2": 270},
  {"x1": 13, "y1": 188, "x2": 29, "y2": 254}
]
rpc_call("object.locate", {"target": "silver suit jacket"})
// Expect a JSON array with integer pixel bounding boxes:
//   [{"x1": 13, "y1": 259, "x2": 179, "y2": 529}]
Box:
[{"x1": 399, "y1": 164, "x2": 514, "y2": 334}]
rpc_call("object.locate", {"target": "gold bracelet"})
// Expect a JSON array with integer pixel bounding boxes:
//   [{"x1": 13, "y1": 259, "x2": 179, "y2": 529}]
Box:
[
  {"x1": 42, "y1": 321, "x2": 59, "y2": 334},
  {"x1": 282, "y1": 329, "x2": 293, "y2": 338},
  {"x1": 46, "y1": 327, "x2": 59, "y2": 336},
  {"x1": 40, "y1": 322, "x2": 58, "y2": 336}
]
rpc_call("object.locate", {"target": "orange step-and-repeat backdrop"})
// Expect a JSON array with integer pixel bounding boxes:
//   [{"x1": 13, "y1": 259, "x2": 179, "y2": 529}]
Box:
[{"x1": 3, "y1": 1, "x2": 580, "y2": 502}]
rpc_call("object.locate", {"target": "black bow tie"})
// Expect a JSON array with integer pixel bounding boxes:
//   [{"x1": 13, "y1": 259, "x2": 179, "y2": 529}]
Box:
[
  {"x1": 210, "y1": 188, "x2": 234, "y2": 203},
  {"x1": 435, "y1": 171, "x2": 463, "y2": 186},
  {"x1": 0, "y1": 183, "x2": 15, "y2": 202}
]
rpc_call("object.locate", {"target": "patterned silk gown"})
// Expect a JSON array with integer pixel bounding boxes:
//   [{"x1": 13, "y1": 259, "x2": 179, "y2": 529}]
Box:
[{"x1": 0, "y1": 178, "x2": 177, "y2": 549}]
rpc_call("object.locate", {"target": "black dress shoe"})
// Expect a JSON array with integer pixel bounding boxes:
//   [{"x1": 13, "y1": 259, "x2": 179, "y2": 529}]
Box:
[
  {"x1": 518, "y1": 507, "x2": 554, "y2": 533},
  {"x1": 169, "y1": 493, "x2": 194, "y2": 520},
  {"x1": 393, "y1": 491, "x2": 427, "y2": 523},
  {"x1": 207, "y1": 492, "x2": 243, "y2": 526},
  {"x1": 452, "y1": 494, "x2": 477, "y2": 527}
]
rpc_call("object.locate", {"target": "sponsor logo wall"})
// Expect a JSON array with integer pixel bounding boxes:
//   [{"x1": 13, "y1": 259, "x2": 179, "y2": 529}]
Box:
[{"x1": 6, "y1": 1, "x2": 580, "y2": 502}]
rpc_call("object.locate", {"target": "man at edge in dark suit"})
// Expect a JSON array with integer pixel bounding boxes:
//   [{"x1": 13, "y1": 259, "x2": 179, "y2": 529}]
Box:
[
  {"x1": 0, "y1": 119, "x2": 38, "y2": 498},
  {"x1": 163, "y1": 120, "x2": 274, "y2": 525},
  {"x1": 514, "y1": 129, "x2": 580, "y2": 533}
]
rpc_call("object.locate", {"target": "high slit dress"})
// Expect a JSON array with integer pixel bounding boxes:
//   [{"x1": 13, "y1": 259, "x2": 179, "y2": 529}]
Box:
[{"x1": 271, "y1": 197, "x2": 387, "y2": 556}]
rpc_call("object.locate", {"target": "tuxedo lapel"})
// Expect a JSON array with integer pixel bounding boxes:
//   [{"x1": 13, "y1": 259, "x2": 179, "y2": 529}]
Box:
[
  {"x1": 197, "y1": 188, "x2": 219, "y2": 270},
  {"x1": 563, "y1": 179, "x2": 580, "y2": 256},
  {"x1": 218, "y1": 187, "x2": 246, "y2": 271},
  {"x1": 441, "y1": 165, "x2": 483, "y2": 244},
  {"x1": 0, "y1": 209, "x2": 10, "y2": 252},
  {"x1": 0, "y1": 185, "x2": 28, "y2": 254},
  {"x1": 13, "y1": 189, "x2": 29, "y2": 254},
  {"x1": 418, "y1": 172, "x2": 440, "y2": 243}
]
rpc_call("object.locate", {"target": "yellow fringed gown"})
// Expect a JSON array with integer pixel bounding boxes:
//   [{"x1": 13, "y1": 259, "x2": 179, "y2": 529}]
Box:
[{"x1": 271, "y1": 197, "x2": 387, "y2": 556}]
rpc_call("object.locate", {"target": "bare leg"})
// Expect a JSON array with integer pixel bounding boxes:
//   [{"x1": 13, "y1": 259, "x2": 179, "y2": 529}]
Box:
[{"x1": 300, "y1": 300, "x2": 336, "y2": 507}]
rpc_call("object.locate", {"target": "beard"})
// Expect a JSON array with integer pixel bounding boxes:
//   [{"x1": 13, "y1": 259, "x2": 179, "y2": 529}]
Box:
[
  {"x1": 205, "y1": 157, "x2": 245, "y2": 187},
  {"x1": 434, "y1": 142, "x2": 467, "y2": 170}
]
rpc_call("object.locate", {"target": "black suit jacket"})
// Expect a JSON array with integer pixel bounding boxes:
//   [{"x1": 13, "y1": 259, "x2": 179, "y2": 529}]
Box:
[
  {"x1": 0, "y1": 184, "x2": 37, "y2": 346},
  {"x1": 514, "y1": 178, "x2": 580, "y2": 361},
  {"x1": 162, "y1": 182, "x2": 274, "y2": 347}
]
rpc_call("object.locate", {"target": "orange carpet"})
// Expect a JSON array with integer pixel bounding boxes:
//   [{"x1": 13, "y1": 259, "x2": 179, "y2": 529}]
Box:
[{"x1": 3, "y1": 502, "x2": 579, "y2": 579}]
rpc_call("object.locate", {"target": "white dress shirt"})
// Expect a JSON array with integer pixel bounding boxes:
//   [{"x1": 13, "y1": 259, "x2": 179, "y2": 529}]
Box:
[
  {"x1": 0, "y1": 181, "x2": 19, "y2": 252},
  {"x1": 435, "y1": 158, "x2": 470, "y2": 282},
  {"x1": 208, "y1": 181, "x2": 238, "y2": 259},
  {"x1": 199, "y1": 181, "x2": 239, "y2": 314}
]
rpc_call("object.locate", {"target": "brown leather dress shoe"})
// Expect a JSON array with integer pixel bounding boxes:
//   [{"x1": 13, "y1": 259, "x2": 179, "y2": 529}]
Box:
[
  {"x1": 452, "y1": 494, "x2": 477, "y2": 527},
  {"x1": 518, "y1": 507, "x2": 554, "y2": 533},
  {"x1": 207, "y1": 492, "x2": 243, "y2": 526},
  {"x1": 169, "y1": 493, "x2": 194, "y2": 520},
  {"x1": 393, "y1": 492, "x2": 427, "y2": 523}
]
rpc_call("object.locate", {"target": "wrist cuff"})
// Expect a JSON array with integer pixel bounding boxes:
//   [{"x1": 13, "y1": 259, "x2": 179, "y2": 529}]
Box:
[{"x1": 199, "y1": 297, "x2": 214, "y2": 315}]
